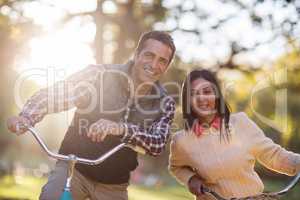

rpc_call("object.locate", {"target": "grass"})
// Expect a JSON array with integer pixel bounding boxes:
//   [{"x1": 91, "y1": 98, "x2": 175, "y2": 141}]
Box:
[
  {"x1": 129, "y1": 185, "x2": 193, "y2": 200},
  {"x1": 0, "y1": 175, "x2": 193, "y2": 200},
  {"x1": 0, "y1": 175, "x2": 299, "y2": 200},
  {"x1": 0, "y1": 176, "x2": 45, "y2": 199}
]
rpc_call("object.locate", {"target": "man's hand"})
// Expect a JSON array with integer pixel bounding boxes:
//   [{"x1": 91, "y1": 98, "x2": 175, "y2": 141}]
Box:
[
  {"x1": 188, "y1": 175, "x2": 205, "y2": 197},
  {"x1": 87, "y1": 119, "x2": 125, "y2": 142},
  {"x1": 7, "y1": 116, "x2": 31, "y2": 135}
]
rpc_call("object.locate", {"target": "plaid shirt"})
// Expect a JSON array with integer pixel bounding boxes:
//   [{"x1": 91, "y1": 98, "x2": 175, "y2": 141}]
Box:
[{"x1": 19, "y1": 64, "x2": 176, "y2": 156}]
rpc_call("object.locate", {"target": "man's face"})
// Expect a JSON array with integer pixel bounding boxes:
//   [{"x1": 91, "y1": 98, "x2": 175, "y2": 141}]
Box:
[{"x1": 133, "y1": 38, "x2": 172, "y2": 83}]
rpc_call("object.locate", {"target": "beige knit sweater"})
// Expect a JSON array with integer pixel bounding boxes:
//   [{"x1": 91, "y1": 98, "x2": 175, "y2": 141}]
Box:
[{"x1": 169, "y1": 112, "x2": 300, "y2": 200}]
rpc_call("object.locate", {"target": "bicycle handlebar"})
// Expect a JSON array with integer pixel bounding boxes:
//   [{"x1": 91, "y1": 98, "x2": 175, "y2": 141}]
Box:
[
  {"x1": 27, "y1": 126, "x2": 145, "y2": 165},
  {"x1": 273, "y1": 172, "x2": 300, "y2": 196},
  {"x1": 201, "y1": 171, "x2": 300, "y2": 200}
]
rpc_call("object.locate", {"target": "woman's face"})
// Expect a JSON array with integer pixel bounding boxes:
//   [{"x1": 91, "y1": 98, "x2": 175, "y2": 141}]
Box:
[{"x1": 190, "y1": 78, "x2": 217, "y2": 117}]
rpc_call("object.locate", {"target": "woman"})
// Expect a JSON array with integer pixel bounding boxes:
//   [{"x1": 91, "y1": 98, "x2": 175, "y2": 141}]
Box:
[{"x1": 168, "y1": 69, "x2": 300, "y2": 200}]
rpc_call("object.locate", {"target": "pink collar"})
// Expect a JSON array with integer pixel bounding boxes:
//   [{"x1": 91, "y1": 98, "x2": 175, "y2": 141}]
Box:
[{"x1": 192, "y1": 116, "x2": 221, "y2": 137}]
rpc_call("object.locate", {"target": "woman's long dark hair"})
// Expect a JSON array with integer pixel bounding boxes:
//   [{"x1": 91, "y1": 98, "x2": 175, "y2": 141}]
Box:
[{"x1": 182, "y1": 69, "x2": 231, "y2": 141}]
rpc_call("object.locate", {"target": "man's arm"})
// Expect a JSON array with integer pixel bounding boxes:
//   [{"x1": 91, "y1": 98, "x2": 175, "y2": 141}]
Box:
[
  {"x1": 121, "y1": 96, "x2": 176, "y2": 156},
  {"x1": 17, "y1": 65, "x2": 103, "y2": 127}
]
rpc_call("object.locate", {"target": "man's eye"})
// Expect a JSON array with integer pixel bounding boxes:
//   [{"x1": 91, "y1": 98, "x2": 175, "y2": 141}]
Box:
[{"x1": 159, "y1": 59, "x2": 168, "y2": 65}]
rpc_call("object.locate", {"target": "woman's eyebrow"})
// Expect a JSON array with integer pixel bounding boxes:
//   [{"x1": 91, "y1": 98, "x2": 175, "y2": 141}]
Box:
[
  {"x1": 192, "y1": 85, "x2": 212, "y2": 90},
  {"x1": 203, "y1": 86, "x2": 212, "y2": 89}
]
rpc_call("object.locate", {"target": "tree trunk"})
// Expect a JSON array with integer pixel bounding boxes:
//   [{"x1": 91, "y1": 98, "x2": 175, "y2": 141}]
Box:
[{"x1": 94, "y1": 0, "x2": 104, "y2": 64}]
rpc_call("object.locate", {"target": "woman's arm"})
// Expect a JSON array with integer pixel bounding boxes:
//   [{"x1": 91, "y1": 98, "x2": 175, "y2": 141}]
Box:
[
  {"x1": 242, "y1": 113, "x2": 300, "y2": 176},
  {"x1": 168, "y1": 134, "x2": 196, "y2": 186}
]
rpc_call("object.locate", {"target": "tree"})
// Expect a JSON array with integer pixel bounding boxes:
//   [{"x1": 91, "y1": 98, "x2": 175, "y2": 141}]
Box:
[
  {"x1": 160, "y1": 0, "x2": 300, "y2": 71},
  {"x1": 0, "y1": 0, "x2": 40, "y2": 163},
  {"x1": 62, "y1": 0, "x2": 167, "y2": 64}
]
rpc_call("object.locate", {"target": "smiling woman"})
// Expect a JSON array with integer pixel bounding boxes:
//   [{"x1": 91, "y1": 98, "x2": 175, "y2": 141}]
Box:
[{"x1": 169, "y1": 69, "x2": 300, "y2": 200}]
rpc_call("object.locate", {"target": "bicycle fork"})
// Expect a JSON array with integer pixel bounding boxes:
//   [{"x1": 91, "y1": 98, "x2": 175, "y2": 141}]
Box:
[{"x1": 60, "y1": 155, "x2": 77, "y2": 200}]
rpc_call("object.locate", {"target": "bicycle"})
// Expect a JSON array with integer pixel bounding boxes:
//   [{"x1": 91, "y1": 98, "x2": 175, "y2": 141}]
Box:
[
  {"x1": 24, "y1": 126, "x2": 145, "y2": 200},
  {"x1": 199, "y1": 172, "x2": 300, "y2": 200}
]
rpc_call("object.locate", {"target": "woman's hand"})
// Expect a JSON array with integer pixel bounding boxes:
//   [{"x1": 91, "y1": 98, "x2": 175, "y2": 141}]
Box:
[{"x1": 188, "y1": 175, "x2": 205, "y2": 197}]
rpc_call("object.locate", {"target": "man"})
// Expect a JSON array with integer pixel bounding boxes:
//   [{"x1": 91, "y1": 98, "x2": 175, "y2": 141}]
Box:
[{"x1": 7, "y1": 31, "x2": 176, "y2": 200}]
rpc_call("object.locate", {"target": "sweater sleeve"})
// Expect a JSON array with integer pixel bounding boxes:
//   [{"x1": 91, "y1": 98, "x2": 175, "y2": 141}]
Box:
[
  {"x1": 168, "y1": 133, "x2": 196, "y2": 186},
  {"x1": 241, "y1": 113, "x2": 300, "y2": 176}
]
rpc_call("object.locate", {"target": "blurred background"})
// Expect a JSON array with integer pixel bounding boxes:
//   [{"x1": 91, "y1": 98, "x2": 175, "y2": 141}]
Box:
[{"x1": 0, "y1": 0, "x2": 300, "y2": 199}]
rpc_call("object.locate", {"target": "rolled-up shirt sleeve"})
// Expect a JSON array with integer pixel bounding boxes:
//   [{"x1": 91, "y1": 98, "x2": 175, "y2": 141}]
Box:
[{"x1": 19, "y1": 64, "x2": 103, "y2": 126}]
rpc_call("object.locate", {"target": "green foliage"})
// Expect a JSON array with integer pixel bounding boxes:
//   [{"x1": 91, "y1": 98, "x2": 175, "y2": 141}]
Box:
[{"x1": 0, "y1": 176, "x2": 46, "y2": 199}]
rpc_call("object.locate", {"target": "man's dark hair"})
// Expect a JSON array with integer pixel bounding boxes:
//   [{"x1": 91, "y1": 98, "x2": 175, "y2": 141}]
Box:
[
  {"x1": 136, "y1": 31, "x2": 176, "y2": 64},
  {"x1": 181, "y1": 69, "x2": 231, "y2": 141}
]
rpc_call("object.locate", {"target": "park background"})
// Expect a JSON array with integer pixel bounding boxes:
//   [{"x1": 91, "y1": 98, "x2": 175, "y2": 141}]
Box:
[{"x1": 0, "y1": 0, "x2": 300, "y2": 199}]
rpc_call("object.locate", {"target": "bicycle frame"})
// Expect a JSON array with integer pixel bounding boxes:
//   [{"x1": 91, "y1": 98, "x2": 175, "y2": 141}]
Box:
[
  {"x1": 200, "y1": 172, "x2": 300, "y2": 200},
  {"x1": 26, "y1": 126, "x2": 145, "y2": 200}
]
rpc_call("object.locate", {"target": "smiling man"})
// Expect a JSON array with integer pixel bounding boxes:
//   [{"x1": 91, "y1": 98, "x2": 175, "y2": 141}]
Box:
[{"x1": 7, "y1": 31, "x2": 176, "y2": 200}]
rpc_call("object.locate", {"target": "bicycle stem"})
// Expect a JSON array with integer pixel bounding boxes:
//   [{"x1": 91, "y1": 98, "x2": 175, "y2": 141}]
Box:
[
  {"x1": 65, "y1": 155, "x2": 77, "y2": 190},
  {"x1": 23, "y1": 125, "x2": 146, "y2": 200}
]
